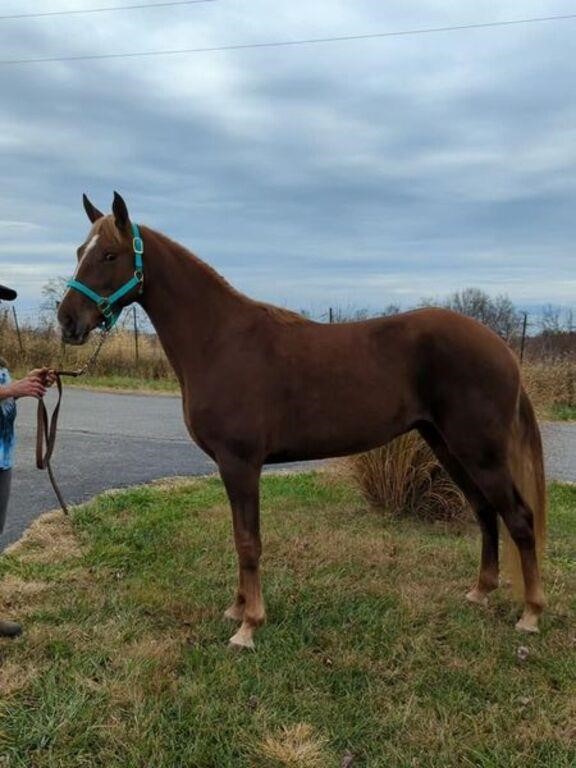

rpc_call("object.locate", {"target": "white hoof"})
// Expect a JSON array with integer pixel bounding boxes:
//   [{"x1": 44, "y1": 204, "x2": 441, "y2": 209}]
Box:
[
  {"x1": 229, "y1": 628, "x2": 255, "y2": 650},
  {"x1": 515, "y1": 616, "x2": 539, "y2": 634},
  {"x1": 466, "y1": 588, "x2": 488, "y2": 607}
]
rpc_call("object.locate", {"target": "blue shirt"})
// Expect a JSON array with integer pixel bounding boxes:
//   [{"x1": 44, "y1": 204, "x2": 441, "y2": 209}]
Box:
[{"x1": 0, "y1": 367, "x2": 16, "y2": 470}]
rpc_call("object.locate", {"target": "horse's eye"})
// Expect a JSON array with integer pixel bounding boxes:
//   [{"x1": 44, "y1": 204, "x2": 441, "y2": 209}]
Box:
[{"x1": 104, "y1": 252, "x2": 117, "y2": 262}]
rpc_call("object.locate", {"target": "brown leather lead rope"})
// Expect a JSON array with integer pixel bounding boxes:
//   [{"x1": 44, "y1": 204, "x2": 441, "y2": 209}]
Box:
[
  {"x1": 35, "y1": 331, "x2": 109, "y2": 515},
  {"x1": 36, "y1": 375, "x2": 69, "y2": 514}
]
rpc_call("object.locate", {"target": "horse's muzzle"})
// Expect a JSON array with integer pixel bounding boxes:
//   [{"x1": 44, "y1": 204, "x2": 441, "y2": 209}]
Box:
[{"x1": 58, "y1": 314, "x2": 91, "y2": 346}]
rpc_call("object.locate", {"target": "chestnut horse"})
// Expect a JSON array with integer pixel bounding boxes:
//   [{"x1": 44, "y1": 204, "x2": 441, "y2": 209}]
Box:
[{"x1": 58, "y1": 192, "x2": 546, "y2": 649}]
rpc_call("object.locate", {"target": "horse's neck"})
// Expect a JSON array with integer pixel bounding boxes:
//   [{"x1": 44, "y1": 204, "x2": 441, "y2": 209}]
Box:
[{"x1": 139, "y1": 230, "x2": 246, "y2": 384}]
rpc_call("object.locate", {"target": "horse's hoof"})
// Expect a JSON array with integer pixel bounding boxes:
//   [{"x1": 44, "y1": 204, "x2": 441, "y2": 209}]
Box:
[
  {"x1": 224, "y1": 605, "x2": 244, "y2": 622},
  {"x1": 515, "y1": 616, "x2": 539, "y2": 634},
  {"x1": 229, "y1": 629, "x2": 255, "y2": 650},
  {"x1": 466, "y1": 588, "x2": 488, "y2": 607}
]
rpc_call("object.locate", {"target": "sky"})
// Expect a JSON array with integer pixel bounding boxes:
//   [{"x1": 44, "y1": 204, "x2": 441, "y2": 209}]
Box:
[{"x1": 1, "y1": 0, "x2": 576, "y2": 323}]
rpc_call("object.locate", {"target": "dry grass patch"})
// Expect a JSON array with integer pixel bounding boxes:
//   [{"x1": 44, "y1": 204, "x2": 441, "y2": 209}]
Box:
[
  {"x1": 0, "y1": 575, "x2": 50, "y2": 604},
  {"x1": 0, "y1": 659, "x2": 42, "y2": 697},
  {"x1": 267, "y1": 527, "x2": 393, "y2": 576},
  {"x1": 349, "y1": 432, "x2": 470, "y2": 522},
  {"x1": 5, "y1": 509, "x2": 83, "y2": 564},
  {"x1": 122, "y1": 632, "x2": 185, "y2": 668},
  {"x1": 522, "y1": 360, "x2": 576, "y2": 416},
  {"x1": 256, "y1": 723, "x2": 331, "y2": 768}
]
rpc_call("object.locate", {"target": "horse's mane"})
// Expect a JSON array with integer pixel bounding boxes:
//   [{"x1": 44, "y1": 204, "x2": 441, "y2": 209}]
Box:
[{"x1": 147, "y1": 225, "x2": 307, "y2": 326}]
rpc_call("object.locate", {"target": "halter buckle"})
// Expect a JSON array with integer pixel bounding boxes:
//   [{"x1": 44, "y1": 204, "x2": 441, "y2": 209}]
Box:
[
  {"x1": 134, "y1": 269, "x2": 144, "y2": 294},
  {"x1": 97, "y1": 298, "x2": 113, "y2": 319},
  {"x1": 133, "y1": 236, "x2": 144, "y2": 255}
]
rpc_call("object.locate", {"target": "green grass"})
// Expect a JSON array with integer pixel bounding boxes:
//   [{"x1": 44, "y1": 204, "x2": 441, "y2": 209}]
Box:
[
  {"x1": 549, "y1": 404, "x2": 576, "y2": 422},
  {"x1": 63, "y1": 374, "x2": 179, "y2": 394},
  {"x1": 0, "y1": 474, "x2": 574, "y2": 768},
  {"x1": 11, "y1": 367, "x2": 179, "y2": 395}
]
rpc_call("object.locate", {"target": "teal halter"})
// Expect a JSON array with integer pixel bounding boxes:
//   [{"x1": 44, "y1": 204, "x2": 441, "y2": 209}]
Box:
[{"x1": 67, "y1": 222, "x2": 144, "y2": 331}]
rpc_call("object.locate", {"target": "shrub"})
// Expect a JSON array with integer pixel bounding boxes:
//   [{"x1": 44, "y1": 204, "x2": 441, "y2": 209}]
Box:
[{"x1": 348, "y1": 431, "x2": 470, "y2": 522}]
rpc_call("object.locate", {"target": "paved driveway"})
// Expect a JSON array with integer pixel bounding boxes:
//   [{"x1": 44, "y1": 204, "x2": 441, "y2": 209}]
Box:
[
  {"x1": 0, "y1": 388, "x2": 573, "y2": 548},
  {"x1": 540, "y1": 422, "x2": 576, "y2": 484}
]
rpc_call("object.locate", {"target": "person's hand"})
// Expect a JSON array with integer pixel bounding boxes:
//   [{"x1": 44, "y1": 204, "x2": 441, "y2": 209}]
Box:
[
  {"x1": 28, "y1": 368, "x2": 57, "y2": 387},
  {"x1": 9, "y1": 374, "x2": 47, "y2": 400}
]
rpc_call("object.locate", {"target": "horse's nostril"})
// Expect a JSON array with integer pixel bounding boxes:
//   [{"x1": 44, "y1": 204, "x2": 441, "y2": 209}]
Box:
[{"x1": 59, "y1": 313, "x2": 76, "y2": 334}]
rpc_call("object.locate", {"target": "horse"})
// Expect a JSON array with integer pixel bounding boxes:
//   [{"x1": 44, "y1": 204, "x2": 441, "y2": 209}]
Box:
[{"x1": 57, "y1": 192, "x2": 546, "y2": 649}]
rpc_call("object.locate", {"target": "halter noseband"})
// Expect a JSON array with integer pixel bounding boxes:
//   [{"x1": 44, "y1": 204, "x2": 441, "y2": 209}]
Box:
[{"x1": 67, "y1": 222, "x2": 144, "y2": 331}]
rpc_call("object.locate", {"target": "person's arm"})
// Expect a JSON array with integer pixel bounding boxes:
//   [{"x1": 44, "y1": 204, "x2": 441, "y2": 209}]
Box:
[{"x1": 0, "y1": 370, "x2": 48, "y2": 401}]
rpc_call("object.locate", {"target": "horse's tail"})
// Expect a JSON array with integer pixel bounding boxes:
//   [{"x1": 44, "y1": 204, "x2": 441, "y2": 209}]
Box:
[{"x1": 504, "y1": 385, "x2": 547, "y2": 594}]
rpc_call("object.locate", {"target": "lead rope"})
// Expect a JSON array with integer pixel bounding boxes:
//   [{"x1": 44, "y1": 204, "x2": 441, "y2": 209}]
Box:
[{"x1": 36, "y1": 330, "x2": 109, "y2": 515}]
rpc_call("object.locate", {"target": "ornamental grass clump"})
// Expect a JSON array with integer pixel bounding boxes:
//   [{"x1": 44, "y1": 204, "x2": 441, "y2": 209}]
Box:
[{"x1": 349, "y1": 431, "x2": 471, "y2": 522}]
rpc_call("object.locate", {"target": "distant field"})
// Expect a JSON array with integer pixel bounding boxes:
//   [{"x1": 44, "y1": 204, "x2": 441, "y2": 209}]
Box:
[{"x1": 0, "y1": 473, "x2": 574, "y2": 767}]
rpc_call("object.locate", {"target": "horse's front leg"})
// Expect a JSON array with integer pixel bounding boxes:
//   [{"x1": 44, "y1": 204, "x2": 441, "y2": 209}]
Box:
[{"x1": 218, "y1": 455, "x2": 265, "y2": 650}]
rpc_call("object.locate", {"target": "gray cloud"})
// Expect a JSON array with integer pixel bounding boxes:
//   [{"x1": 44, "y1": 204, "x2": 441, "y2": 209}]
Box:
[{"x1": 1, "y1": 0, "x2": 576, "y2": 317}]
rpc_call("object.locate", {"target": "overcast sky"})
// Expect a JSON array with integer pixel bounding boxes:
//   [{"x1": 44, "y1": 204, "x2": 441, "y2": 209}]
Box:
[{"x1": 1, "y1": 0, "x2": 576, "y2": 321}]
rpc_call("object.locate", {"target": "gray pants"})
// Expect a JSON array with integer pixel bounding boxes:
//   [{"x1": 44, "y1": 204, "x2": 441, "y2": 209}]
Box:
[{"x1": 0, "y1": 469, "x2": 12, "y2": 535}]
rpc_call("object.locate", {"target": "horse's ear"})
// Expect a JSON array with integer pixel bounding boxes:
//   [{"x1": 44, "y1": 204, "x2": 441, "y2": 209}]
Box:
[
  {"x1": 112, "y1": 191, "x2": 130, "y2": 232},
  {"x1": 82, "y1": 193, "x2": 104, "y2": 223}
]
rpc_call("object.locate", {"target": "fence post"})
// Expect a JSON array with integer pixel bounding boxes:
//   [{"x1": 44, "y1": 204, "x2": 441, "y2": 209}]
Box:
[
  {"x1": 133, "y1": 306, "x2": 140, "y2": 363},
  {"x1": 12, "y1": 307, "x2": 24, "y2": 356},
  {"x1": 519, "y1": 312, "x2": 528, "y2": 364},
  {"x1": 328, "y1": 307, "x2": 334, "y2": 324}
]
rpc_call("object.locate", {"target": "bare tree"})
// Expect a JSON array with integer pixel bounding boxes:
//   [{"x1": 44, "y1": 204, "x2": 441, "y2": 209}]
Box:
[
  {"x1": 421, "y1": 287, "x2": 522, "y2": 341},
  {"x1": 39, "y1": 277, "x2": 68, "y2": 327},
  {"x1": 540, "y1": 304, "x2": 562, "y2": 335}
]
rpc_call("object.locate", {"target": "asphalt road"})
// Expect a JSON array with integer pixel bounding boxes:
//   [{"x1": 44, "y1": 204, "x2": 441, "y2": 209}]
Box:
[{"x1": 0, "y1": 388, "x2": 573, "y2": 549}]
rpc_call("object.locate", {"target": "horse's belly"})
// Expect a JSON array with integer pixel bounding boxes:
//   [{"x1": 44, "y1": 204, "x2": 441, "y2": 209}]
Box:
[{"x1": 268, "y1": 398, "x2": 410, "y2": 462}]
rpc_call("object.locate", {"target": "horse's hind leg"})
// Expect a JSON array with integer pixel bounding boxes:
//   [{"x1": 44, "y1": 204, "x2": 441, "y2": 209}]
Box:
[
  {"x1": 499, "y1": 490, "x2": 545, "y2": 632},
  {"x1": 437, "y1": 428, "x2": 545, "y2": 632},
  {"x1": 218, "y1": 455, "x2": 266, "y2": 649},
  {"x1": 418, "y1": 424, "x2": 499, "y2": 605},
  {"x1": 465, "y1": 503, "x2": 499, "y2": 606},
  {"x1": 473, "y1": 471, "x2": 544, "y2": 631}
]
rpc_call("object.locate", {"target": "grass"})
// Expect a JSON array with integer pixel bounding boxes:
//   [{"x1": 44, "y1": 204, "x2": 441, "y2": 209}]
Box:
[
  {"x1": 0, "y1": 473, "x2": 574, "y2": 767},
  {"x1": 61, "y1": 374, "x2": 179, "y2": 394},
  {"x1": 549, "y1": 404, "x2": 576, "y2": 422}
]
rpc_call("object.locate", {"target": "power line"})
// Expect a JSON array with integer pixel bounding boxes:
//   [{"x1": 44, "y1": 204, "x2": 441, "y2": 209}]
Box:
[
  {"x1": 1, "y1": 12, "x2": 575, "y2": 67},
  {"x1": 0, "y1": 0, "x2": 215, "y2": 22}
]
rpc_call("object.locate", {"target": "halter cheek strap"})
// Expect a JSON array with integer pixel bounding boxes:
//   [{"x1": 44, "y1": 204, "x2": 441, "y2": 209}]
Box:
[{"x1": 67, "y1": 222, "x2": 144, "y2": 331}]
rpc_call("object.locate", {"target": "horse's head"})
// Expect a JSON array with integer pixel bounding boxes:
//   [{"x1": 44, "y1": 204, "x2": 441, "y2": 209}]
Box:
[{"x1": 58, "y1": 192, "x2": 141, "y2": 344}]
